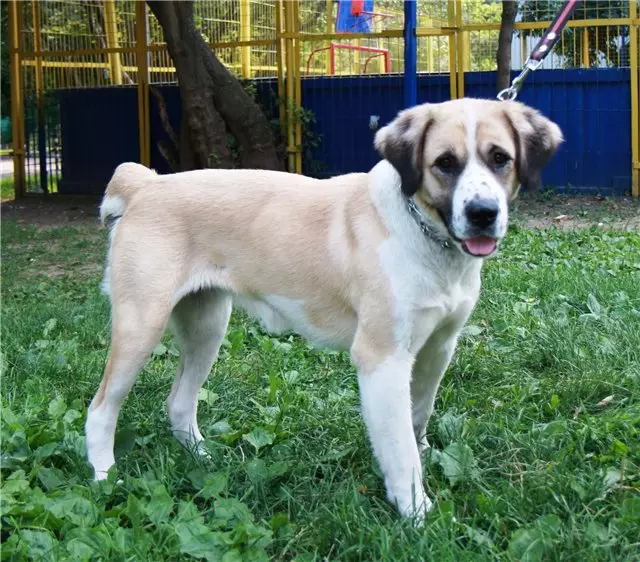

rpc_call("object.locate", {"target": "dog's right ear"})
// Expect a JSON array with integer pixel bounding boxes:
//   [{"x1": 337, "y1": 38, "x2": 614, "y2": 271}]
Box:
[{"x1": 374, "y1": 104, "x2": 433, "y2": 197}]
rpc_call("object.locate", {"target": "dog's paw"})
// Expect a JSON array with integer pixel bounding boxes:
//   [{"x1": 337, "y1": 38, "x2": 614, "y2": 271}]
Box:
[
  {"x1": 193, "y1": 441, "x2": 212, "y2": 460},
  {"x1": 90, "y1": 466, "x2": 121, "y2": 491},
  {"x1": 174, "y1": 431, "x2": 212, "y2": 461},
  {"x1": 92, "y1": 465, "x2": 117, "y2": 482},
  {"x1": 391, "y1": 488, "x2": 434, "y2": 526},
  {"x1": 93, "y1": 471, "x2": 109, "y2": 482}
]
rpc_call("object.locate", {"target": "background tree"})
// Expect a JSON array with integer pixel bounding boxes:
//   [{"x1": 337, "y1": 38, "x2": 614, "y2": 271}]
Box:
[
  {"x1": 497, "y1": 0, "x2": 517, "y2": 92},
  {"x1": 146, "y1": 1, "x2": 281, "y2": 172}
]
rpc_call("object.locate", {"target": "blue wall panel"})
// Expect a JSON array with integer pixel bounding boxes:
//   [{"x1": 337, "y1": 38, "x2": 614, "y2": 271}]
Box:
[
  {"x1": 299, "y1": 76, "x2": 402, "y2": 177},
  {"x1": 56, "y1": 87, "x2": 139, "y2": 194},
  {"x1": 54, "y1": 69, "x2": 633, "y2": 196},
  {"x1": 467, "y1": 69, "x2": 633, "y2": 194}
]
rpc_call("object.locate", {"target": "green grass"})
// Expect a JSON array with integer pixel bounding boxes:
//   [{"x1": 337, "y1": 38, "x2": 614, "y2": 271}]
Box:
[
  {"x1": 0, "y1": 177, "x2": 60, "y2": 199},
  {"x1": 1, "y1": 177, "x2": 15, "y2": 199},
  {"x1": 2, "y1": 217, "x2": 639, "y2": 561}
]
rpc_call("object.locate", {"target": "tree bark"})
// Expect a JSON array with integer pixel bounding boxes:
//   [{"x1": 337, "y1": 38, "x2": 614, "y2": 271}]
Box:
[
  {"x1": 150, "y1": 86, "x2": 179, "y2": 172},
  {"x1": 496, "y1": 0, "x2": 518, "y2": 93},
  {"x1": 146, "y1": 0, "x2": 282, "y2": 171}
]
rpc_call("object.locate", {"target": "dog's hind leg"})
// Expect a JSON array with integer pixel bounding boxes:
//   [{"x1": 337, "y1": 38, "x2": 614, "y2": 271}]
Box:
[
  {"x1": 167, "y1": 289, "x2": 232, "y2": 455},
  {"x1": 86, "y1": 297, "x2": 172, "y2": 480},
  {"x1": 411, "y1": 336, "x2": 458, "y2": 456}
]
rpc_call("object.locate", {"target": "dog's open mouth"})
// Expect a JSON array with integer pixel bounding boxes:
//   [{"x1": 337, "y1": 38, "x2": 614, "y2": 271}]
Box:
[{"x1": 461, "y1": 236, "x2": 498, "y2": 257}]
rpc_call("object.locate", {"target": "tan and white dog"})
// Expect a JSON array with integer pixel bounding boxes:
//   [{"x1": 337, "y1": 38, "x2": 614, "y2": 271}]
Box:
[{"x1": 86, "y1": 98, "x2": 562, "y2": 522}]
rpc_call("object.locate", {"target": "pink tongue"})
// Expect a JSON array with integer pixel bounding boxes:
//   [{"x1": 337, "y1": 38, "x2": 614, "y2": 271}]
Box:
[{"x1": 463, "y1": 236, "x2": 497, "y2": 256}]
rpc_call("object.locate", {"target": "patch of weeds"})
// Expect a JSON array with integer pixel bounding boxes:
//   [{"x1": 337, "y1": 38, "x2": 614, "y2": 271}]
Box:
[{"x1": 2, "y1": 217, "x2": 639, "y2": 560}]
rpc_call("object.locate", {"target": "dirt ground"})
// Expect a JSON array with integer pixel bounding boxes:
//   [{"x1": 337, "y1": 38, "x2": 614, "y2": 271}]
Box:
[
  {"x1": 1, "y1": 196, "x2": 101, "y2": 229},
  {"x1": 1, "y1": 192, "x2": 639, "y2": 231}
]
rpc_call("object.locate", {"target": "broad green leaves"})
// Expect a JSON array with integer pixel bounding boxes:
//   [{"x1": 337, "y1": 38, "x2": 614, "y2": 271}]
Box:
[
  {"x1": 242, "y1": 427, "x2": 275, "y2": 453},
  {"x1": 2, "y1": 215, "x2": 640, "y2": 560},
  {"x1": 508, "y1": 514, "x2": 563, "y2": 562},
  {"x1": 437, "y1": 443, "x2": 478, "y2": 487}
]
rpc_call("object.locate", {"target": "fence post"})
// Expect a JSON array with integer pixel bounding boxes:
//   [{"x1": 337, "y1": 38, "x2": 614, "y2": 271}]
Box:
[
  {"x1": 104, "y1": 0, "x2": 123, "y2": 85},
  {"x1": 275, "y1": 0, "x2": 286, "y2": 131},
  {"x1": 240, "y1": 0, "x2": 251, "y2": 78},
  {"x1": 8, "y1": 0, "x2": 25, "y2": 198},
  {"x1": 32, "y1": 1, "x2": 48, "y2": 194},
  {"x1": 292, "y1": 0, "x2": 302, "y2": 174},
  {"x1": 447, "y1": 1, "x2": 458, "y2": 99},
  {"x1": 135, "y1": 1, "x2": 150, "y2": 167},
  {"x1": 581, "y1": 28, "x2": 590, "y2": 68},
  {"x1": 282, "y1": 0, "x2": 302, "y2": 174},
  {"x1": 630, "y1": 0, "x2": 639, "y2": 197},
  {"x1": 284, "y1": 0, "x2": 296, "y2": 173},
  {"x1": 403, "y1": 0, "x2": 417, "y2": 107},
  {"x1": 325, "y1": 0, "x2": 332, "y2": 73},
  {"x1": 455, "y1": 0, "x2": 465, "y2": 98}
]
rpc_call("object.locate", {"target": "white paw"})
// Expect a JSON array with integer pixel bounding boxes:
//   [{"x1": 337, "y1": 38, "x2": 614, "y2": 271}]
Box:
[
  {"x1": 91, "y1": 462, "x2": 116, "y2": 481},
  {"x1": 193, "y1": 441, "x2": 212, "y2": 460},
  {"x1": 92, "y1": 467, "x2": 122, "y2": 486},
  {"x1": 392, "y1": 489, "x2": 434, "y2": 526},
  {"x1": 173, "y1": 429, "x2": 211, "y2": 459},
  {"x1": 93, "y1": 470, "x2": 110, "y2": 482}
]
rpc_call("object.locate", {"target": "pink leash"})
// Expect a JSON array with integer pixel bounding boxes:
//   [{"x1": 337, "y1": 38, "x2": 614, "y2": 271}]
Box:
[{"x1": 497, "y1": 0, "x2": 582, "y2": 101}]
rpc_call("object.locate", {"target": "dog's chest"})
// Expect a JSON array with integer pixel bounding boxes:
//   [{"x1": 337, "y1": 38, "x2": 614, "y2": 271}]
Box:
[{"x1": 378, "y1": 240, "x2": 482, "y2": 351}]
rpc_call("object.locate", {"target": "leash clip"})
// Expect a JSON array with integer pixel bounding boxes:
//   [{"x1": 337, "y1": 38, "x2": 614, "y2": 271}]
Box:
[
  {"x1": 497, "y1": 0, "x2": 580, "y2": 102},
  {"x1": 497, "y1": 58, "x2": 542, "y2": 101}
]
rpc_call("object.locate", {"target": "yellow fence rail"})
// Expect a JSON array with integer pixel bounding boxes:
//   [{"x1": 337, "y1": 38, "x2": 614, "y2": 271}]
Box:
[{"x1": 7, "y1": 0, "x2": 640, "y2": 197}]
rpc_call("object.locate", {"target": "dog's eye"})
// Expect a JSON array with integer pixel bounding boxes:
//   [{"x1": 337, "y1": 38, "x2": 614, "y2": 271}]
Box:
[
  {"x1": 492, "y1": 151, "x2": 510, "y2": 167},
  {"x1": 434, "y1": 154, "x2": 456, "y2": 172}
]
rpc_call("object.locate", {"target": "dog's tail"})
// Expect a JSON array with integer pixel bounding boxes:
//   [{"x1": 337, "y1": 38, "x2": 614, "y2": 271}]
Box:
[{"x1": 99, "y1": 162, "x2": 157, "y2": 226}]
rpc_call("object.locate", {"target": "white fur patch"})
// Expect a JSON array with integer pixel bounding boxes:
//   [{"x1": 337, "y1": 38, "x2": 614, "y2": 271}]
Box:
[
  {"x1": 235, "y1": 294, "x2": 355, "y2": 350},
  {"x1": 99, "y1": 195, "x2": 126, "y2": 226},
  {"x1": 358, "y1": 349, "x2": 432, "y2": 522},
  {"x1": 451, "y1": 162, "x2": 508, "y2": 240},
  {"x1": 450, "y1": 109, "x2": 508, "y2": 240},
  {"x1": 368, "y1": 160, "x2": 483, "y2": 353},
  {"x1": 233, "y1": 295, "x2": 293, "y2": 335},
  {"x1": 100, "y1": 217, "x2": 120, "y2": 296}
]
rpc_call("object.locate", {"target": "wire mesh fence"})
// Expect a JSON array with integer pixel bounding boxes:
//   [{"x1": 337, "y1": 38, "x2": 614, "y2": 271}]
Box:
[{"x1": 7, "y1": 0, "x2": 639, "y2": 197}]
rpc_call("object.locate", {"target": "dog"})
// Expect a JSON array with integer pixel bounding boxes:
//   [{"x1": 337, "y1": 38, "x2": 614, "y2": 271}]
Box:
[{"x1": 86, "y1": 98, "x2": 562, "y2": 523}]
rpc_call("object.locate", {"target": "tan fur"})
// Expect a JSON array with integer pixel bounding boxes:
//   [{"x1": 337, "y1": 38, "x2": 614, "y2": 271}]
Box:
[
  {"x1": 86, "y1": 98, "x2": 563, "y2": 523},
  {"x1": 106, "y1": 169, "x2": 393, "y2": 349},
  {"x1": 99, "y1": 162, "x2": 157, "y2": 225}
]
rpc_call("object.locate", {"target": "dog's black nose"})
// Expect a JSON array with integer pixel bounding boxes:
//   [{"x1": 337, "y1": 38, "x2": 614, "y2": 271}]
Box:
[{"x1": 465, "y1": 199, "x2": 499, "y2": 229}]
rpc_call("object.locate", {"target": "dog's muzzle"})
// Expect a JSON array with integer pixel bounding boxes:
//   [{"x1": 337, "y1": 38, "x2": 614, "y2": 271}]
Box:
[{"x1": 459, "y1": 198, "x2": 501, "y2": 257}]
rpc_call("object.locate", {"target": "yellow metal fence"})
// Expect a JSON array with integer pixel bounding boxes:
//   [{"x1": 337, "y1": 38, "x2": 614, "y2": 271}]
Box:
[{"x1": 7, "y1": 0, "x2": 640, "y2": 197}]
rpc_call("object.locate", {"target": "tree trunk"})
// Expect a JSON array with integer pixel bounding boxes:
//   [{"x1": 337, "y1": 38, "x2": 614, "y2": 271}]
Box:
[
  {"x1": 496, "y1": 0, "x2": 518, "y2": 93},
  {"x1": 146, "y1": 1, "x2": 282, "y2": 171}
]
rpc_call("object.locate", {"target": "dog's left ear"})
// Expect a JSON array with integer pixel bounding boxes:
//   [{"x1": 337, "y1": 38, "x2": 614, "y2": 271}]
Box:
[
  {"x1": 374, "y1": 104, "x2": 433, "y2": 197},
  {"x1": 503, "y1": 101, "x2": 564, "y2": 193}
]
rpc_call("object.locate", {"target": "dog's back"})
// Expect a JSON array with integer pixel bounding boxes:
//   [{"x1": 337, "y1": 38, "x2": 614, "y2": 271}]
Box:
[{"x1": 99, "y1": 162, "x2": 157, "y2": 226}]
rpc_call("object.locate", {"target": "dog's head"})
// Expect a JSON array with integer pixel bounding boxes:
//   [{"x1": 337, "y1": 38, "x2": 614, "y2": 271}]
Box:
[{"x1": 374, "y1": 98, "x2": 563, "y2": 257}]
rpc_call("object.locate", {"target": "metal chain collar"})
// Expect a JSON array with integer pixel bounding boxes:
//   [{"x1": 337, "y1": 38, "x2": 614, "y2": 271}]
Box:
[{"x1": 405, "y1": 197, "x2": 452, "y2": 250}]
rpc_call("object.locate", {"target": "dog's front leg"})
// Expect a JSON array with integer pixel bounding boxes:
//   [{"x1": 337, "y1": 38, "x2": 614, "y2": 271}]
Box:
[{"x1": 352, "y1": 337, "x2": 432, "y2": 523}]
